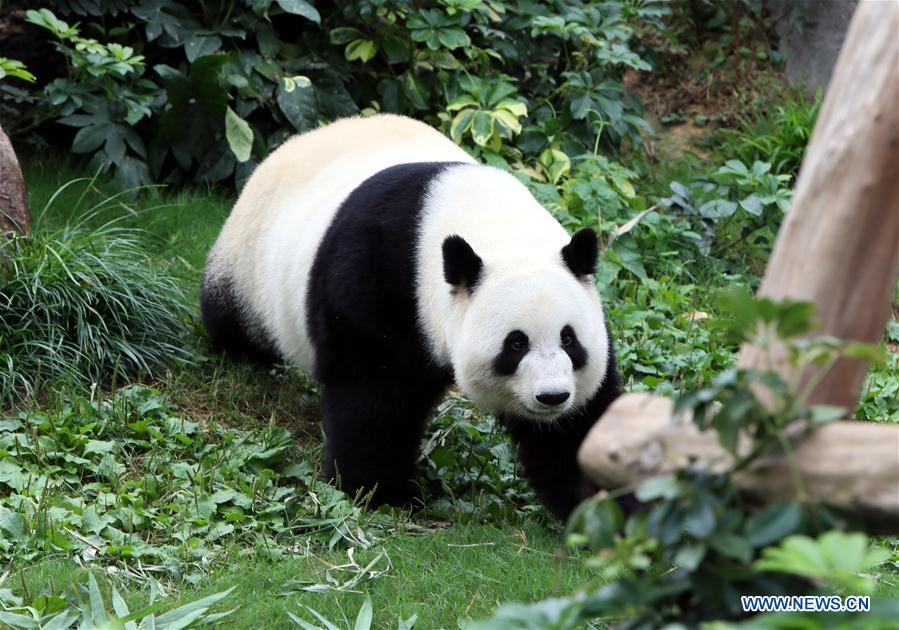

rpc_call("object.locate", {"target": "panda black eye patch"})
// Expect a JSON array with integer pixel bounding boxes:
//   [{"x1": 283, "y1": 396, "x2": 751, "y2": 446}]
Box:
[
  {"x1": 560, "y1": 325, "x2": 588, "y2": 370},
  {"x1": 493, "y1": 330, "x2": 529, "y2": 375}
]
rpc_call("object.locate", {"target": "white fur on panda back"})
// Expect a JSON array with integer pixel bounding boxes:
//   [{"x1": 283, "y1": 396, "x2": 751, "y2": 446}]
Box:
[{"x1": 207, "y1": 114, "x2": 474, "y2": 370}]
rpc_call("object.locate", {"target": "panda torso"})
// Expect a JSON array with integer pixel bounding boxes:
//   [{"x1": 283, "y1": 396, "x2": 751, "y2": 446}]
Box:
[{"x1": 204, "y1": 114, "x2": 475, "y2": 371}]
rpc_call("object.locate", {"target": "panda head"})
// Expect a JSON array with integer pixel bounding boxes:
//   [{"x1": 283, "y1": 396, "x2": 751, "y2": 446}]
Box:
[{"x1": 442, "y1": 228, "x2": 610, "y2": 422}]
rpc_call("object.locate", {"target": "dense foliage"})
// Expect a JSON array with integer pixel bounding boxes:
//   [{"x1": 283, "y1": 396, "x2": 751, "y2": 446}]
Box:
[{"x1": 8, "y1": 0, "x2": 665, "y2": 189}]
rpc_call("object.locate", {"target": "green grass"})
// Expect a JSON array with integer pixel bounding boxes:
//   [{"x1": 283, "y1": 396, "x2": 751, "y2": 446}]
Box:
[{"x1": 18, "y1": 523, "x2": 591, "y2": 628}]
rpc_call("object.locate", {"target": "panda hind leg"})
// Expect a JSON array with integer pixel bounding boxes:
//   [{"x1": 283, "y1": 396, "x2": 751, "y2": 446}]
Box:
[
  {"x1": 200, "y1": 272, "x2": 277, "y2": 364},
  {"x1": 321, "y1": 380, "x2": 442, "y2": 507}
]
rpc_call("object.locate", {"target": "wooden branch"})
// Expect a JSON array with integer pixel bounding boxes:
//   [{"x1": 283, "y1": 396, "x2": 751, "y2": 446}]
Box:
[
  {"x1": 0, "y1": 121, "x2": 30, "y2": 236},
  {"x1": 578, "y1": 394, "x2": 899, "y2": 533},
  {"x1": 738, "y1": 1, "x2": 899, "y2": 411}
]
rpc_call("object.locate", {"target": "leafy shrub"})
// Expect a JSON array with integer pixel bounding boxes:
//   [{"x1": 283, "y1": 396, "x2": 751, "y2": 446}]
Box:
[
  {"x1": 661, "y1": 159, "x2": 791, "y2": 260},
  {"x1": 0, "y1": 186, "x2": 192, "y2": 401},
  {"x1": 857, "y1": 352, "x2": 899, "y2": 422},
  {"x1": 10, "y1": 1, "x2": 668, "y2": 188}
]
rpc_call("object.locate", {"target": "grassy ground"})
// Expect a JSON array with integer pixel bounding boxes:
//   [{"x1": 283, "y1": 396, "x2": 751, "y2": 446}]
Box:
[
  {"x1": 5, "y1": 157, "x2": 601, "y2": 628},
  {"x1": 19, "y1": 523, "x2": 588, "y2": 628}
]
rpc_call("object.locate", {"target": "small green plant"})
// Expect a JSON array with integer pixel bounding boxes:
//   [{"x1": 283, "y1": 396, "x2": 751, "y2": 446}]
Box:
[
  {"x1": 444, "y1": 75, "x2": 528, "y2": 152},
  {"x1": 0, "y1": 571, "x2": 234, "y2": 629},
  {"x1": 287, "y1": 593, "x2": 390, "y2": 629},
  {"x1": 418, "y1": 393, "x2": 540, "y2": 523}
]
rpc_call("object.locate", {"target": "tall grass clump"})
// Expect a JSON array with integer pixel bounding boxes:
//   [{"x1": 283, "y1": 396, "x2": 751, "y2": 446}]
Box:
[
  {"x1": 720, "y1": 89, "x2": 822, "y2": 180},
  {"x1": 0, "y1": 183, "x2": 192, "y2": 401}
]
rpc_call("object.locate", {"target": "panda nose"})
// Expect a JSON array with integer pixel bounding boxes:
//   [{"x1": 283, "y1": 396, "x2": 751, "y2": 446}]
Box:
[{"x1": 536, "y1": 391, "x2": 570, "y2": 406}]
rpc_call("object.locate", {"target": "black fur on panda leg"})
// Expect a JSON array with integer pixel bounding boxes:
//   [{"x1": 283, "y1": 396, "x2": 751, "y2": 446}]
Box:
[
  {"x1": 321, "y1": 377, "x2": 449, "y2": 508},
  {"x1": 503, "y1": 355, "x2": 622, "y2": 521},
  {"x1": 200, "y1": 275, "x2": 278, "y2": 364}
]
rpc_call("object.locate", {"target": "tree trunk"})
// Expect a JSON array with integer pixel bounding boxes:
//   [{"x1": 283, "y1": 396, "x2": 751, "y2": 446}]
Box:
[
  {"x1": 0, "y1": 121, "x2": 30, "y2": 235},
  {"x1": 738, "y1": 1, "x2": 899, "y2": 413}
]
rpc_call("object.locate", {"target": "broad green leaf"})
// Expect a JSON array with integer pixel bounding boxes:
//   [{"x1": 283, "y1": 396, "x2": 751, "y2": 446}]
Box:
[
  {"x1": 739, "y1": 194, "x2": 763, "y2": 216},
  {"x1": 635, "y1": 475, "x2": 681, "y2": 501},
  {"x1": 492, "y1": 108, "x2": 522, "y2": 135},
  {"x1": 40, "y1": 611, "x2": 78, "y2": 630},
  {"x1": 277, "y1": 80, "x2": 317, "y2": 131},
  {"x1": 495, "y1": 98, "x2": 527, "y2": 118},
  {"x1": 570, "y1": 94, "x2": 593, "y2": 120},
  {"x1": 471, "y1": 111, "x2": 495, "y2": 147},
  {"x1": 111, "y1": 586, "x2": 130, "y2": 619},
  {"x1": 329, "y1": 27, "x2": 363, "y2": 45},
  {"x1": 401, "y1": 72, "x2": 428, "y2": 110},
  {"x1": 345, "y1": 39, "x2": 377, "y2": 63},
  {"x1": 283, "y1": 75, "x2": 312, "y2": 93},
  {"x1": 566, "y1": 498, "x2": 623, "y2": 550},
  {"x1": 154, "y1": 587, "x2": 235, "y2": 628},
  {"x1": 446, "y1": 95, "x2": 478, "y2": 111},
  {"x1": 72, "y1": 125, "x2": 107, "y2": 154},
  {"x1": 0, "y1": 506, "x2": 25, "y2": 540},
  {"x1": 275, "y1": 0, "x2": 321, "y2": 23},
  {"x1": 746, "y1": 503, "x2": 801, "y2": 547},
  {"x1": 0, "y1": 461, "x2": 27, "y2": 493},
  {"x1": 709, "y1": 532, "x2": 752, "y2": 563},
  {"x1": 674, "y1": 544, "x2": 707, "y2": 571},
  {"x1": 540, "y1": 148, "x2": 570, "y2": 184},
  {"x1": 184, "y1": 32, "x2": 222, "y2": 63},
  {"x1": 436, "y1": 27, "x2": 470, "y2": 50},
  {"x1": 84, "y1": 439, "x2": 116, "y2": 457},
  {"x1": 225, "y1": 106, "x2": 253, "y2": 162},
  {"x1": 0, "y1": 611, "x2": 39, "y2": 628},
  {"x1": 88, "y1": 573, "x2": 109, "y2": 627},
  {"x1": 682, "y1": 502, "x2": 716, "y2": 539},
  {"x1": 450, "y1": 109, "x2": 475, "y2": 143},
  {"x1": 808, "y1": 404, "x2": 846, "y2": 423}
]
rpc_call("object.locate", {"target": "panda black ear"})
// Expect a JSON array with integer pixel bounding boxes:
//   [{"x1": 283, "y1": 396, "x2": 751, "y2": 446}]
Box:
[
  {"x1": 442, "y1": 235, "x2": 483, "y2": 291},
  {"x1": 561, "y1": 228, "x2": 598, "y2": 278}
]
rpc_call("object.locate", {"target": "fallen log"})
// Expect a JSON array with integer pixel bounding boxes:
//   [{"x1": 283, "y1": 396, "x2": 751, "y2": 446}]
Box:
[{"x1": 578, "y1": 393, "x2": 899, "y2": 533}]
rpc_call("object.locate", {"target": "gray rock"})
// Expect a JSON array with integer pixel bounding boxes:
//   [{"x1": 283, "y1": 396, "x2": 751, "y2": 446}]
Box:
[{"x1": 767, "y1": 0, "x2": 859, "y2": 94}]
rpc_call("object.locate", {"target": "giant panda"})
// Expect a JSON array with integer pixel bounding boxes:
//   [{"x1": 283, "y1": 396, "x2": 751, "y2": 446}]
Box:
[{"x1": 201, "y1": 114, "x2": 620, "y2": 520}]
